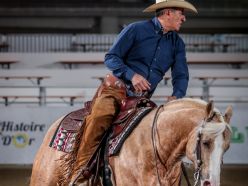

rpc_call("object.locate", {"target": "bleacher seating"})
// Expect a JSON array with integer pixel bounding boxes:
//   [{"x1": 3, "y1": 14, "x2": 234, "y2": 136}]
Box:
[{"x1": 0, "y1": 33, "x2": 248, "y2": 106}]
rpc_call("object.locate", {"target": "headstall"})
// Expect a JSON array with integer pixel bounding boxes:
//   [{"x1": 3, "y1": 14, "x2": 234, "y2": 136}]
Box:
[{"x1": 193, "y1": 112, "x2": 217, "y2": 186}]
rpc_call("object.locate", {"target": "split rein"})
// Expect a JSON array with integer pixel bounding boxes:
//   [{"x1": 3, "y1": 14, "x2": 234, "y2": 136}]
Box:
[
  {"x1": 151, "y1": 105, "x2": 164, "y2": 186},
  {"x1": 151, "y1": 105, "x2": 217, "y2": 186},
  {"x1": 152, "y1": 105, "x2": 190, "y2": 186}
]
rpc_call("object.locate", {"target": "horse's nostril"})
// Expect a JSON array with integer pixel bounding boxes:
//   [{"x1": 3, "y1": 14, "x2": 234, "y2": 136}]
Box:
[{"x1": 203, "y1": 180, "x2": 211, "y2": 186}]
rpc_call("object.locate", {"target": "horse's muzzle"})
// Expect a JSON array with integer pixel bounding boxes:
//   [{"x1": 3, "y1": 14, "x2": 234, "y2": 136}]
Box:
[{"x1": 203, "y1": 180, "x2": 211, "y2": 186}]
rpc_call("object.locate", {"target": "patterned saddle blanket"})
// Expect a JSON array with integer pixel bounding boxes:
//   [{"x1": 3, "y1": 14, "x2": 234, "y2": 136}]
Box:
[
  {"x1": 50, "y1": 97, "x2": 156, "y2": 155},
  {"x1": 49, "y1": 101, "x2": 91, "y2": 152}
]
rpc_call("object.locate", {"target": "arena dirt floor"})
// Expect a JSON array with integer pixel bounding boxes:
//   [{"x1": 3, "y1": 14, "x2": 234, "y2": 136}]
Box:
[{"x1": 0, "y1": 164, "x2": 247, "y2": 186}]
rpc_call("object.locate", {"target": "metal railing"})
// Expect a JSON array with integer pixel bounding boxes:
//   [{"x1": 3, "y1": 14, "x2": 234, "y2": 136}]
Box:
[
  {"x1": 1, "y1": 84, "x2": 248, "y2": 106},
  {"x1": 1, "y1": 33, "x2": 248, "y2": 53}
]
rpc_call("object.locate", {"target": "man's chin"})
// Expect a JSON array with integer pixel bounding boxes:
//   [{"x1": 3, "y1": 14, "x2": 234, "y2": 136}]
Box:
[
  {"x1": 177, "y1": 26, "x2": 182, "y2": 31},
  {"x1": 175, "y1": 28, "x2": 180, "y2": 32}
]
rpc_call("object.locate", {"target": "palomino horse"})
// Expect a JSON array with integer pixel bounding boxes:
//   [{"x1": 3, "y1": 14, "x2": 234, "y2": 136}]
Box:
[{"x1": 30, "y1": 98, "x2": 232, "y2": 186}]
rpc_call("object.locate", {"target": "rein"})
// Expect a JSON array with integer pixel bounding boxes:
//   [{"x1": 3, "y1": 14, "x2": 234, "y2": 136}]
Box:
[{"x1": 151, "y1": 105, "x2": 164, "y2": 186}]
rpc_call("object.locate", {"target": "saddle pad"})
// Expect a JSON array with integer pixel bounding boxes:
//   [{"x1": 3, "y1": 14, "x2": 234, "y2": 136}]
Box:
[
  {"x1": 49, "y1": 125, "x2": 81, "y2": 152},
  {"x1": 49, "y1": 108, "x2": 88, "y2": 152},
  {"x1": 108, "y1": 107, "x2": 153, "y2": 156}
]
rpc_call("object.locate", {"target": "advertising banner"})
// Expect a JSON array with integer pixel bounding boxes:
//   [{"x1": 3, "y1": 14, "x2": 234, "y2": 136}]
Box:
[
  {"x1": 0, "y1": 104, "x2": 247, "y2": 165},
  {"x1": 0, "y1": 106, "x2": 78, "y2": 165}
]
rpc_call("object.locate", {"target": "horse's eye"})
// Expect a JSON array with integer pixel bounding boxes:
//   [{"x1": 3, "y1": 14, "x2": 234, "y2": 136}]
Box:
[{"x1": 202, "y1": 140, "x2": 211, "y2": 148}]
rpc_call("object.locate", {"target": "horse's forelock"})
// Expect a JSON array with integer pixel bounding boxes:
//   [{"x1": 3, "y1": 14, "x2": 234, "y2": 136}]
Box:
[
  {"x1": 201, "y1": 121, "x2": 231, "y2": 137},
  {"x1": 202, "y1": 108, "x2": 232, "y2": 136}
]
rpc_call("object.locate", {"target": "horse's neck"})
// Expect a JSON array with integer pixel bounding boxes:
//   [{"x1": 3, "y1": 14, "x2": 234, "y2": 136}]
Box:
[
  {"x1": 112, "y1": 104, "x2": 206, "y2": 185},
  {"x1": 123, "y1": 106, "x2": 205, "y2": 184},
  {"x1": 155, "y1": 106, "x2": 205, "y2": 169}
]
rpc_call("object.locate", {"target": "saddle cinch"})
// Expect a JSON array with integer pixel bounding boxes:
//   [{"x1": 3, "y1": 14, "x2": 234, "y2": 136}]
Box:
[{"x1": 49, "y1": 96, "x2": 156, "y2": 183}]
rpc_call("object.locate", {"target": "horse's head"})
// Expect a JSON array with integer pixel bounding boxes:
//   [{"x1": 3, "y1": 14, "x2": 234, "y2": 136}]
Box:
[{"x1": 186, "y1": 101, "x2": 232, "y2": 186}]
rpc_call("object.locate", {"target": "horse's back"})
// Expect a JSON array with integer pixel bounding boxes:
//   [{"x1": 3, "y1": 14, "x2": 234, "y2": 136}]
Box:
[{"x1": 30, "y1": 116, "x2": 66, "y2": 186}]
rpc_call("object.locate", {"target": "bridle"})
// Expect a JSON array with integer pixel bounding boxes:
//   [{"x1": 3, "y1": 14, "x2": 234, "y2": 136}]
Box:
[
  {"x1": 193, "y1": 112, "x2": 217, "y2": 186},
  {"x1": 151, "y1": 105, "x2": 219, "y2": 186},
  {"x1": 193, "y1": 120, "x2": 204, "y2": 186}
]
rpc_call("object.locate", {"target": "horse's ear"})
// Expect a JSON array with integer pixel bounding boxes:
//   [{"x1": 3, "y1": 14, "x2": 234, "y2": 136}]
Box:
[
  {"x1": 206, "y1": 100, "x2": 214, "y2": 118},
  {"x1": 224, "y1": 105, "x2": 232, "y2": 124}
]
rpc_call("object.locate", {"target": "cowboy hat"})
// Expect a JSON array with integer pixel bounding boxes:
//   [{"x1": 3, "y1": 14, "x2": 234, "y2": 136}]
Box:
[{"x1": 143, "y1": 0, "x2": 197, "y2": 13}]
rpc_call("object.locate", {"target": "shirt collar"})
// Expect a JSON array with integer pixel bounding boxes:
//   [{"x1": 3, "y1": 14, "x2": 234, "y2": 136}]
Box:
[
  {"x1": 152, "y1": 17, "x2": 164, "y2": 35},
  {"x1": 152, "y1": 17, "x2": 174, "y2": 37}
]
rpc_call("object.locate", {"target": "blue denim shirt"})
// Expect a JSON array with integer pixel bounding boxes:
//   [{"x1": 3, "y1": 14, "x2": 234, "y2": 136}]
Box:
[{"x1": 105, "y1": 17, "x2": 189, "y2": 98}]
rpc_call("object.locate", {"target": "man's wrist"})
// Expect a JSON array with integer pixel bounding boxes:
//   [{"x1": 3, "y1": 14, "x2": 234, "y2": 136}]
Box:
[{"x1": 125, "y1": 70, "x2": 136, "y2": 81}]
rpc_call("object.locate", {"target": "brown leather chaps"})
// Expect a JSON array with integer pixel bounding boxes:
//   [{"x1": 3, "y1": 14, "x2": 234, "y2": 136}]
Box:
[{"x1": 71, "y1": 74, "x2": 126, "y2": 182}]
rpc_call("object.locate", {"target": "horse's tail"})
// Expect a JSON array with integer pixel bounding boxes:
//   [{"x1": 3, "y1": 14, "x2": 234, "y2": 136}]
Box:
[{"x1": 57, "y1": 122, "x2": 85, "y2": 185}]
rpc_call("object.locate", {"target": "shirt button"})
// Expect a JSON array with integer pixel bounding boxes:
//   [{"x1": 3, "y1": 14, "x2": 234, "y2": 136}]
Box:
[
  {"x1": 158, "y1": 47, "x2": 160, "y2": 50},
  {"x1": 150, "y1": 69, "x2": 153, "y2": 72},
  {"x1": 154, "y1": 58, "x2": 156, "y2": 61}
]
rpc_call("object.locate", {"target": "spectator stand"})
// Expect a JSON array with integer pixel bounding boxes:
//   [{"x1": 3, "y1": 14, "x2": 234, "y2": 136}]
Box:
[
  {"x1": 0, "y1": 60, "x2": 18, "y2": 69},
  {"x1": 57, "y1": 60, "x2": 103, "y2": 69},
  {"x1": 0, "y1": 95, "x2": 84, "y2": 106},
  {"x1": 193, "y1": 76, "x2": 248, "y2": 101}
]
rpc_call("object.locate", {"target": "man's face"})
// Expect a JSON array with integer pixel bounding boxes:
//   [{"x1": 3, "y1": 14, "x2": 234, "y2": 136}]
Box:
[{"x1": 169, "y1": 8, "x2": 186, "y2": 31}]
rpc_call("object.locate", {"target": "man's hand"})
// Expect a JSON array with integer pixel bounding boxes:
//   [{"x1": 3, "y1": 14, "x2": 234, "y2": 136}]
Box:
[
  {"x1": 131, "y1": 73, "x2": 151, "y2": 93},
  {"x1": 167, "y1": 96, "x2": 177, "y2": 102}
]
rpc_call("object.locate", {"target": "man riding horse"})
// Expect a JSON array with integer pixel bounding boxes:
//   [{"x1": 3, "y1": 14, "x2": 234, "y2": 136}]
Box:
[{"x1": 70, "y1": 0, "x2": 198, "y2": 184}]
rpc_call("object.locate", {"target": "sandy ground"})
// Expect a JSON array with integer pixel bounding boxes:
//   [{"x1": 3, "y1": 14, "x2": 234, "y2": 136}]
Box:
[
  {"x1": 0, "y1": 164, "x2": 247, "y2": 186},
  {"x1": 181, "y1": 164, "x2": 248, "y2": 186}
]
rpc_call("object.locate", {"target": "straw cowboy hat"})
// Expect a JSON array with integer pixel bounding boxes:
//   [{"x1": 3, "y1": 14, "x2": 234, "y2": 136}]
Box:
[{"x1": 143, "y1": 0, "x2": 197, "y2": 13}]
